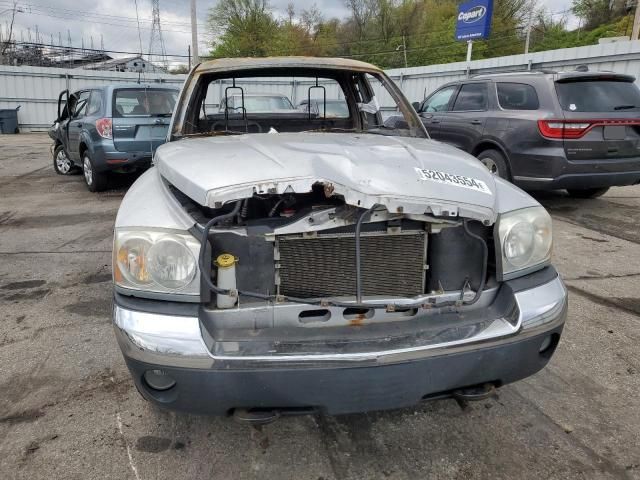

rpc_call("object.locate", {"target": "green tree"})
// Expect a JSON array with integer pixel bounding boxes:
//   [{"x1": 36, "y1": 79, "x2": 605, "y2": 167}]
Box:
[
  {"x1": 571, "y1": 0, "x2": 627, "y2": 30},
  {"x1": 208, "y1": 0, "x2": 279, "y2": 57},
  {"x1": 205, "y1": 0, "x2": 632, "y2": 68}
]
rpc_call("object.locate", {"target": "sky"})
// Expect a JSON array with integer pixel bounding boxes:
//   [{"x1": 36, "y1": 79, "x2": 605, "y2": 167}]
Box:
[{"x1": 0, "y1": 0, "x2": 578, "y2": 67}]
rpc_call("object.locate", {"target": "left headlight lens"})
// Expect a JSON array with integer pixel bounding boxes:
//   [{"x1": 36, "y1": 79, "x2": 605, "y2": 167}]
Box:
[
  {"x1": 497, "y1": 206, "x2": 552, "y2": 279},
  {"x1": 114, "y1": 229, "x2": 200, "y2": 297}
]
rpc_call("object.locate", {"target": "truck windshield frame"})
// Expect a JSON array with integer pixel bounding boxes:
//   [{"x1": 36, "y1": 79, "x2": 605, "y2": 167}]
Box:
[{"x1": 172, "y1": 66, "x2": 427, "y2": 140}]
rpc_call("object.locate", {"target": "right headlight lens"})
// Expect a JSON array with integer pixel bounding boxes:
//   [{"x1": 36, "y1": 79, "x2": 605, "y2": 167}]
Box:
[
  {"x1": 114, "y1": 229, "x2": 201, "y2": 297},
  {"x1": 147, "y1": 236, "x2": 197, "y2": 289},
  {"x1": 497, "y1": 206, "x2": 552, "y2": 279}
]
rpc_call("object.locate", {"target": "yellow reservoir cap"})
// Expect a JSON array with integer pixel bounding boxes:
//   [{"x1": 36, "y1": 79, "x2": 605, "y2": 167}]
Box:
[{"x1": 216, "y1": 253, "x2": 236, "y2": 268}]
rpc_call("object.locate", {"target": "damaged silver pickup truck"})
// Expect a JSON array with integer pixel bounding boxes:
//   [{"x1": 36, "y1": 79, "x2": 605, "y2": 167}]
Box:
[{"x1": 112, "y1": 57, "x2": 567, "y2": 420}]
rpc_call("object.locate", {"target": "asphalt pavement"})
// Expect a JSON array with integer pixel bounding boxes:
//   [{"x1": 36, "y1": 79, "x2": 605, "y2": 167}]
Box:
[{"x1": 0, "y1": 134, "x2": 638, "y2": 480}]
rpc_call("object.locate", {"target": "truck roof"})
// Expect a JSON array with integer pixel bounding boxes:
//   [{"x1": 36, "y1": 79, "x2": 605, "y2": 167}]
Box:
[{"x1": 194, "y1": 56, "x2": 382, "y2": 75}]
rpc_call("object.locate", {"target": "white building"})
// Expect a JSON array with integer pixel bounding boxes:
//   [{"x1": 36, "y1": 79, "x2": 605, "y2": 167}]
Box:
[{"x1": 80, "y1": 55, "x2": 166, "y2": 73}]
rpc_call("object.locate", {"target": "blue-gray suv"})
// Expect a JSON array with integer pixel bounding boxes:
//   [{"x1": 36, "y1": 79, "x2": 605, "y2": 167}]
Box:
[{"x1": 50, "y1": 83, "x2": 179, "y2": 191}]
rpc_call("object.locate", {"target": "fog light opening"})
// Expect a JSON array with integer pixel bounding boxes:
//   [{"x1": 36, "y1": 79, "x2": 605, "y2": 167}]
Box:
[
  {"x1": 143, "y1": 369, "x2": 176, "y2": 391},
  {"x1": 298, "y1": 309, "x2": 331, "y2": 324},
  {"x1": 538, "y1": 333, "x2": 559, "y2": 358}
]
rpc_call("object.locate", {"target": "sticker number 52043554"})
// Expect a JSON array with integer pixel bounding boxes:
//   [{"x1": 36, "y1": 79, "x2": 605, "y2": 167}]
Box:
[{"x1": 415, "y1": 168, "x2": 492, "y2": 195}]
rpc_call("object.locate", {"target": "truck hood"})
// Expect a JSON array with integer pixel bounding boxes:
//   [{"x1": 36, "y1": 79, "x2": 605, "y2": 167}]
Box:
[{"x1": 155, "y1": 132, "x2": 498, "y2": 223}]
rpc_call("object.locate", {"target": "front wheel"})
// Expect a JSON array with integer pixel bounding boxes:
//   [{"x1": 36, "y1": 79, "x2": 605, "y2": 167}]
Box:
[
  {"x1": 477, "y1": 149, "x2": 510, "y2": 180},
  {"x1": 53, "y1": 145, "x2": 78, "y2": 175},
  {"x1": 566, "y1": 187, "x2": 609, "y2": 199},
  {"x1": 82, "y1": 153, "x2": 108, "y2": 192}
]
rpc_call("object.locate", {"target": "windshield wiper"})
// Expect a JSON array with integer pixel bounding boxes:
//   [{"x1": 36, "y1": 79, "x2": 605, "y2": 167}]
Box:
[{"x1": 613, "y1": 104, "x2": 639, "y2": 110}]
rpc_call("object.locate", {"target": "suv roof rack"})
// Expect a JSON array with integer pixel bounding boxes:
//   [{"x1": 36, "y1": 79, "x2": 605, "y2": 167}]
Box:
[{"x1": 470, "y1": 69, "x2": 557, "y2": 78}]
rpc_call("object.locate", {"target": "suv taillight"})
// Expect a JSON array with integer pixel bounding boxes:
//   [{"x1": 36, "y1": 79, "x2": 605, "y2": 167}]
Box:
[
  {"x1": 538, "y1": 118, "x2": 640, "y2": 139},
  {"x1": 537, "y1": 120, "x2": 591, "y2": 139},
  {"x1": 96, "y1": 118, "x2": 113, "y2": 139}
]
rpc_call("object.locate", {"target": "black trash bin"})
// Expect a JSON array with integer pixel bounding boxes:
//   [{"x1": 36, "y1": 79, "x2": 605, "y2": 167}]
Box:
[{"x1": 0, "y1": 106, "x2": 20, "y2": 134}]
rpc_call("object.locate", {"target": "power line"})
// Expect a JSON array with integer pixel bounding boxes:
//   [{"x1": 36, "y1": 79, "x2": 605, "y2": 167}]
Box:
[
  {"x1": 311, "y1": 25, "x2": 527, "y2": 50},
  {"x1": 0, "y1": 2, "x2": 203, "y2": 34},
  {"x1": 339, "y1": 39, "x2": 521, "y2": 59},
  {"x1": 11, "y1": 40, "x2": 191, "y2": 59},
  {"x1": 0, "y1": 0, "x2": 207, "y2": 29},
  {"x1": 133, "y1": 0, "x2": 144, "y2": 56}
]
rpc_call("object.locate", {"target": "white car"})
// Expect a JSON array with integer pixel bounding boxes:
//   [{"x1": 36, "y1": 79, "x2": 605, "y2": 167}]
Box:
[{"x1": 112, "y1": 57, "x2": 567, "y2": 421}]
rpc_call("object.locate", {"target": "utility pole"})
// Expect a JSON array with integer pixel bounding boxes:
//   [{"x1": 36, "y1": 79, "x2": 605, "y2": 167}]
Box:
[
  {"x1": 402, "y1": 34, "x2": 408, "y2": 68},
  {"x1": 1, "y1": 3, "x2": 23, "y2": 57},
  {"x1": 396, "y1": 35, "x2": 408, "y2": 69},
  {"x1": 524, "y1": 6, "x2": 534, "y2": 54},
  {"x1": 633, "y1": 1, "x2": 640, "y2": 41},
  {"x1": 191, "y1": 0, "x2": 199, "y2": 64}
]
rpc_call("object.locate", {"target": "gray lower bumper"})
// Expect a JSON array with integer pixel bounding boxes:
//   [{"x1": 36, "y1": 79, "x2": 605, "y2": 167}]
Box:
[
  {"x1": 113, "y1": 272, "x2": 567, "y2": 415},
  {"x1": 514, "y1": 171, "x2": 640, "y2": 191},
  {"x1": 122, "y1": 321, "x2": 564, "y2": 415}
]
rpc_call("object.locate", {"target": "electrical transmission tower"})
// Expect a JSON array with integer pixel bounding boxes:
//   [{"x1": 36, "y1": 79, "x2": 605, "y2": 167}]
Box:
[{"x1": 148, "y1": 0, "x2": 168, "y2": 71}]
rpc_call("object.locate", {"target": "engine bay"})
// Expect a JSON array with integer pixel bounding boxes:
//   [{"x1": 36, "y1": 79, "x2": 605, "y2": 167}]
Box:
[{"x1": 168, "y1": 182, "x2": 496, "y2": 312}]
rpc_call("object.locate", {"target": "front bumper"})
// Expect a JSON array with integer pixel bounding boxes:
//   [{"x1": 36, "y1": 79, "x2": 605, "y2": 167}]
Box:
[{"x1": 113, "y1": 270, "x2": 568, "y2": 415}]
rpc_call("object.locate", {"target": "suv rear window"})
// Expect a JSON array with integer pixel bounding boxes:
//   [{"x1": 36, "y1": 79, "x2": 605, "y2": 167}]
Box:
[
  {"x1": 555, "y1": 80, "x2": 640, "y2": 112},
  {"x1": 497, "y1": 83, "x2": 539, "y2": 110},
  {"x1": 113, "y1": 88, "x2": 178, "y2": 117}
]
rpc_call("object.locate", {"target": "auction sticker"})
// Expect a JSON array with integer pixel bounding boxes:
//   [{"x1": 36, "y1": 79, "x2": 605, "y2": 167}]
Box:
[{"x1": 415, "y1": 168, "x2": 492, "y2": 195}]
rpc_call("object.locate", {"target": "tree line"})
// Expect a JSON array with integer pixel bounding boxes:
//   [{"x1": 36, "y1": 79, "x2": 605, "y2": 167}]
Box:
[{"x1": 205, "y1": 0, "x2": 638, "y2": 68}]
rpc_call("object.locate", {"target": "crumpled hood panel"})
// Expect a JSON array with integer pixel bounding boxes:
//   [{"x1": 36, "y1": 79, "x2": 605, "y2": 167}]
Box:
[{"x1": 155, "y1": 133, "x2": 498, "y2": 222}]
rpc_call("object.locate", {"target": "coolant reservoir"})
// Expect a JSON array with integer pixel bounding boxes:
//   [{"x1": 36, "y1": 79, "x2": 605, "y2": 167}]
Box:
[{"x1": 216, "y1": 253, "x2": 237, "y2": 309}]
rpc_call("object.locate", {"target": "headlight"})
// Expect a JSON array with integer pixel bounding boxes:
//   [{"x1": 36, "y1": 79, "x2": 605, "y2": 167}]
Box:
[
  {"x1": 114, "y1": 229, "x2": 201, "y2": 298},
  {"x1": 497, "y1": 206, "x2": 552, "y2": 279}
]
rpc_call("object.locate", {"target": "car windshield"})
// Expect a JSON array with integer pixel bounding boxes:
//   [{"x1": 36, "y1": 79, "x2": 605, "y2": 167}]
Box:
[
  {"x1": 185, "y1": 69, "x2": 424, "y2": 138},
  {"x1": 114, "y1": 88, "x2": 179, "y2": 117},
  {"x1": 555, "y1": 80, "x2": 640, "y2": 112}
]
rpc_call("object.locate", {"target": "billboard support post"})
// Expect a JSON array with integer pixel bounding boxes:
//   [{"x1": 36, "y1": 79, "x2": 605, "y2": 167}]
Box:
[{"x1": 455, "y1": 0, "x2": 493, "y2": 67}]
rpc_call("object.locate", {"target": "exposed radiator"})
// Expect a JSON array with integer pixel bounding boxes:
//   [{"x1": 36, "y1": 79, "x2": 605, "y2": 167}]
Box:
[{"x1": 275, "y1": 230, "x2": 427, "y2": 298}]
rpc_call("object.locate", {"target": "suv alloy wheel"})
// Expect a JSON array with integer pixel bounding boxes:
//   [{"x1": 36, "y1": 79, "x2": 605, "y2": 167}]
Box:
[
  {"x1": 477, "y1": 149, "x2": 510, "y2": 180},
  {"x1": 82, "y1": 152, "x2": 109, "y2": 192}
]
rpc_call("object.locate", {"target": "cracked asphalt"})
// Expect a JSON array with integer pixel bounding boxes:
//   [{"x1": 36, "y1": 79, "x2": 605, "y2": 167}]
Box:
[{"x1": 0, "y1": 134, "x2": 639, "y2": 480}]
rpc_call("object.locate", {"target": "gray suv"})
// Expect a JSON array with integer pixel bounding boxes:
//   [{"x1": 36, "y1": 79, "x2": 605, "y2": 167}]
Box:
[
  {"x1": 410, "y1": 70, "x2": 640, "y2": 198},
  {"x1": 51, "y1": 84, "x2": 179, "y2": 191}
]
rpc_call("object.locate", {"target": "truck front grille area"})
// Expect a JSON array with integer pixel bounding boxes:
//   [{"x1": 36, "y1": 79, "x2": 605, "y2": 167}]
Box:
[{"x1": 275, "y1": 230, "x2": 427, "y2": 298}]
